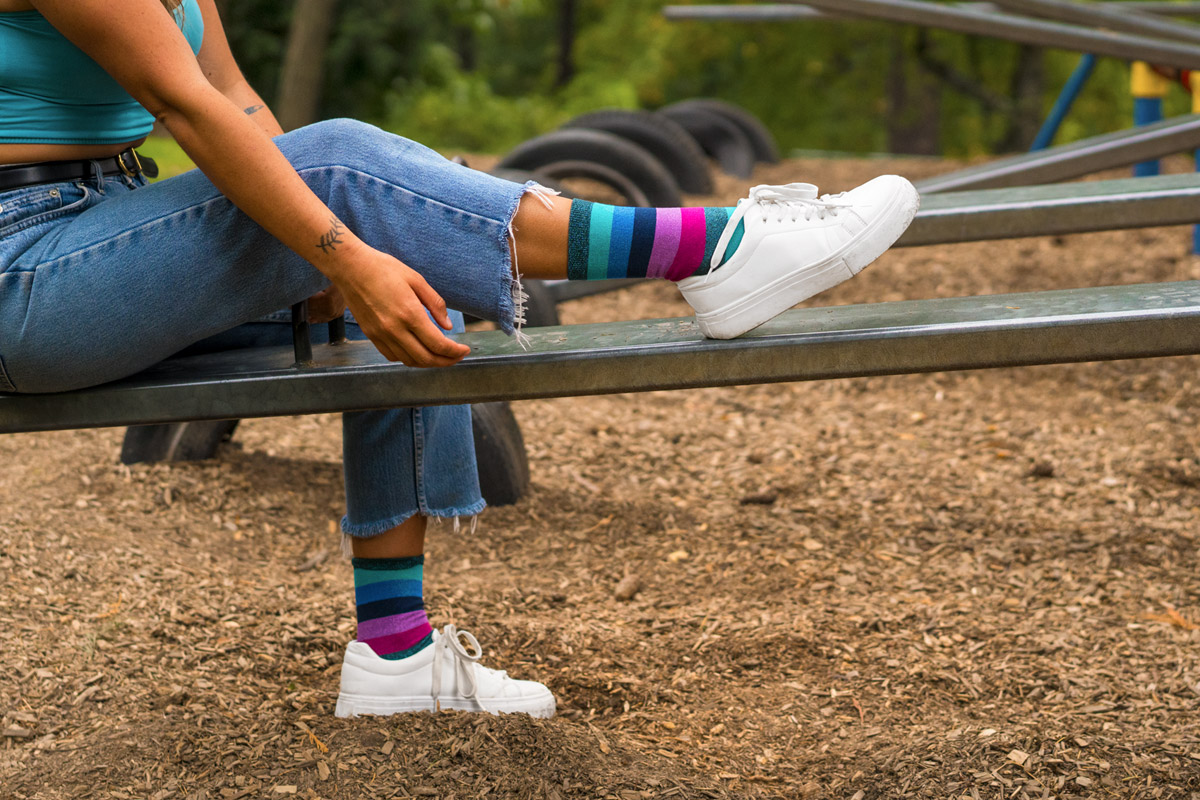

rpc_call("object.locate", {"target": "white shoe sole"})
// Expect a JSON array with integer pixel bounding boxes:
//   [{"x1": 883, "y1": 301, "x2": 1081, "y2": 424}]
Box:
[
  {"x1": 695, "y1": 179, "x2": 920, "y2": 339},
  {"x1": 335, "y1": 692, "x2": 556, "y2": 719}
]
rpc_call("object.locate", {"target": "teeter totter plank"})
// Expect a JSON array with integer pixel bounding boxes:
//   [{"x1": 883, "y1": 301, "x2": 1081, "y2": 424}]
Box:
[
  {"x1": 5, "y1": 176, "x2": 1200, "y2": 435},
  {"x1": 663, "y1": 3, "x2": 1200, "y2": 22},
  {"x1": 547, "y1": 174, "x2": 1200, "y2": 304},
  {"x1": 916, "y1": 115, "x2": 1200, "y2": 193},
  {"x1": 777, "y1": 0, "x2": 1200, "y2": 69},
  {"x1": 3, "y1": 281, "x2": 1200, "y2": 434},
  {"x1": 905, "y1": 173, "x2": 1200, "y2": 244},
  {"x1": 992, "y1": 0, "x2": 1200, "y2": 46}
]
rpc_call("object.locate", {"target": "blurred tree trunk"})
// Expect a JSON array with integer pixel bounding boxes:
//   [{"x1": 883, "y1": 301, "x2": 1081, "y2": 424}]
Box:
[
  {"x1": 997, "y1": 45, "x2": 1045, "y2": 152},
  {"x1": 275, "y1": 0, "x2": 338, "y2": 131},
  {"x1": 455, "y1": 24, "x2": 477, "y2": 72},
  {"x1": 557, "y1": 0, "x2": 577, "y2": 87},
  {"x1": 887, "y1": 31, "x2": 942, "y2": 155}
]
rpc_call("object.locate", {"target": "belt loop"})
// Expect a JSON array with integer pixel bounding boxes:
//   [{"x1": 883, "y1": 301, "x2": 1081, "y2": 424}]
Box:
[{"x1": 87, "y1": 160, "x2": 105, "y2": 192}]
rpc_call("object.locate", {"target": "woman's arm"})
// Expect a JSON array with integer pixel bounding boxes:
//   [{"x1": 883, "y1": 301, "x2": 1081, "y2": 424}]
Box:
[
  {"x1": 193, "y1": 0, "x2": 284, "y2": 138},
  {"x1": 29, "y1": 0, "x2": 469, "y2": 368},
  {"x1": 193, "y1": 0, "x2": 344, "y2": 322}
]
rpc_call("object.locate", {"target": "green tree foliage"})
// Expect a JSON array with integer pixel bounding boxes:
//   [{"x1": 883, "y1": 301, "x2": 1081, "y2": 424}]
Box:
[{"x1": 219, "y1": 0, "x2": 1199, "y2": 156}]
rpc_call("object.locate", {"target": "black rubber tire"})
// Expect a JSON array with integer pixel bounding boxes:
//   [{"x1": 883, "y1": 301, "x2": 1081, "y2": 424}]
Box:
[
  {"x1": 471, "y1": 401, "x2": 530, "y2": 507},
  {"x1": 497, "y1": 129, "x2": 682, "y2": 207},
  {"x1": 487, "y1": 168, "x2": 576, "y2": 199},
  {"x1": 562, "y1": 109, "x2": 713, "y2": 195},
  {"x1": 668, "y1": 99, "x2": 780, "y2": 164},
  {"x1": 521, "y1": 279, "x2": 562, "y2": 328},
  {"x1": 120, "y1": 408, "x2": 530, "y2": 506},
  {"x1": 657, "y1": 105, "x2": 756, "y2": 179},
  {"x1": 120, "y1": 420, "x2": 240, "y2": 464}
]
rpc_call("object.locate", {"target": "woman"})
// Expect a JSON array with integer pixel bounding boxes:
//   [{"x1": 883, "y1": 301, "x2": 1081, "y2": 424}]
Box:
[{"x1": 0, "y1": 0, "x2": 919, "y2": 719}]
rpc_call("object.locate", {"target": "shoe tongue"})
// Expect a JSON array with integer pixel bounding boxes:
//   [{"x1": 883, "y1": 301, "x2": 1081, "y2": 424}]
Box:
[{"x1": 779, "y1": 182, "x2": 819, "y2": 198}]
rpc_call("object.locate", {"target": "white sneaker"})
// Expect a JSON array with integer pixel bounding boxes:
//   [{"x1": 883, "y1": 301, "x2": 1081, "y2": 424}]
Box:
[
  {"x1": 334, "y1": 624, "x2": 556, "y2": 719},
  {"x1": 678, "y1": 175, "x2": 920, "y2": 339}
]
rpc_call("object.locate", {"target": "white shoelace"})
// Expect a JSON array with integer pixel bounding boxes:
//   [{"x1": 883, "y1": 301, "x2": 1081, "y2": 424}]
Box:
[
  {"x1": 708, "y1": 182, "x2": 851, "y2": 273},
  {"x1": 430, "y1": 624, "x2": 483, "y2": 711}
]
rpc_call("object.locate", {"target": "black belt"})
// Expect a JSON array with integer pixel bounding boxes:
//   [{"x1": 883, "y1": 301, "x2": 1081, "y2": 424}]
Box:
[{"x1": 0, "y1": 148, "x2": 160, "y2": 192}]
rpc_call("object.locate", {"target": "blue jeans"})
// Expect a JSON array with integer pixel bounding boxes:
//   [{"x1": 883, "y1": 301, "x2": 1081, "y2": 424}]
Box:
[{"x1": 0, "y1": 119, "x2": 534, "y2": 535}]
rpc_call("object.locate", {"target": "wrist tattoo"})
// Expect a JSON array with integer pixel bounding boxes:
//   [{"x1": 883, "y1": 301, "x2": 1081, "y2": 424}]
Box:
[
  {"x1": 317, "y1": 216, "x2": 346, "y2": 254},
  {"x1": 244, "y1": 104, "x2": 265, "y2": 116}
]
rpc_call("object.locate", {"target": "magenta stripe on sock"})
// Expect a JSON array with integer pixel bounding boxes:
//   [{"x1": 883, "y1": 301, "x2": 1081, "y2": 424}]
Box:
[
  {"x1": 646, "y1": 208, "x2": 682, "y2": 278},
  {"x1": 363, "y1": 626, "x2": 431, "y2": 655},
  {"x1": 665, "y1": 208, "x2": 708, "y2": 281},
  {"x1": 356, "y1": 609, "x2": 429, "y2": 642}
]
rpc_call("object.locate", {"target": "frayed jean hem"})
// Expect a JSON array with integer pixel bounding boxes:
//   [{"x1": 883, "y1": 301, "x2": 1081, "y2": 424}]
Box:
[{"x1": 339, "y1": 497, "x2": 488, "y2": 539}]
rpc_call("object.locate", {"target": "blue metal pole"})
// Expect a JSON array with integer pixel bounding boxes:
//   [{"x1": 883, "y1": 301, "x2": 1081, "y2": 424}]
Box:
[
  {"x1": 1194, "y1": 150, "x2": 1200, "y2": 254},
  {"x1": 1133, "y1": 97, "x2": 1165, "y2": 175},
  {"x1": 1031, "y1": 54, "x2": 1096, "y2": 151},
  {"x1": 1132, "y1": 62, "x2": 1170, "y2": 176}
]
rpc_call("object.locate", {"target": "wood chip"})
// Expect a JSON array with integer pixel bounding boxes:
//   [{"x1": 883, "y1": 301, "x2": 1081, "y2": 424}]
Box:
[
  {"x1": 1007, "y1": 749, "x2": 1029, "y2": 767},
  {"x1": 614, "y1": 574, "x2": 642, "y2": 601}
]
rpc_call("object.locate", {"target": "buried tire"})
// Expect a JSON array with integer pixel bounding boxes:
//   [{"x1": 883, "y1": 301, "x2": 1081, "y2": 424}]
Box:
[
  {"x1": 487, "y1": 168, "x2": 576, "y2": 199},
  {"x1": 119, "y1": 402, "x2": 532, "y2": 506},
  {"x1": 120, "y1": 419, "x2": 240, "y2": 464},
  {"x1": 658, "y1": 103, "x2": 756, "y2": 179},
  {"x1": 470, "y1": 402, "x2": 530, "y2": 507},
  {"x1": 562, "y1": 109, "x2": 713, "y2": 195},
  {"x1": 668, "y1": 99, "x2": 780, "y2": 164},
  {"x1": 497, "y1": 128, "x2": 682, "y2": 207}
]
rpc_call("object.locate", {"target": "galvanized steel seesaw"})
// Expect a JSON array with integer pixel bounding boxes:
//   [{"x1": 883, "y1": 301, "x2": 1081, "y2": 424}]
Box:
[
  {"x1": 2, "y1": 282, "x2": 1200, "y2": 434},
  {"x1": 4, "y1": 175, "x2": 1200, "y2": 434}
]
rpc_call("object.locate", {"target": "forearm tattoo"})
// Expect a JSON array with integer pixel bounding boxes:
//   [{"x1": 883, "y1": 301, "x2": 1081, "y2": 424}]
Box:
[
  {"x1": 244, "y1": 104, "x2": 264, "y2": 115},
  {"x1": 317, "y1": 216, "x2": 346, "y2": 254}
]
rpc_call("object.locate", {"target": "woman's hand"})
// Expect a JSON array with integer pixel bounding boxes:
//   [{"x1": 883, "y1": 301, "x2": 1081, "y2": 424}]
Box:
[
  {"x1": 305, "y1": 285, "x2": 346, "y2": 324},
  {"x1": 333, "y1": 244, "x2": 471, "y2": 368}
]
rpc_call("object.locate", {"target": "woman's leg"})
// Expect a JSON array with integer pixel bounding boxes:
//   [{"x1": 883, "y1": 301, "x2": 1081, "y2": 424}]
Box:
[
  {"x1": 0, "y1": 119, "x2": 540, "y2": 392},
  {"x1": 178, "y1": 312, "x2": 537, "y2": 715},
  {"x1": 351, "y1": 515, "x2": 425, "y2": 558},
  {"x1": 508, "y1": 171, "x2": 919, "y2": 340},
  {"x1": 0, "y1": 117, "x2": 914, "y2": 392}
]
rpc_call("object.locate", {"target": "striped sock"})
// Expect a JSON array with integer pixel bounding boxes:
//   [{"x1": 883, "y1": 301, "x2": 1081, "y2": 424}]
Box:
[
  {"x1": 566, "y1": 201, "x2": 747, "y2": 281},
  {"x1": 353, "y1": 555, "x2": 434, "y2": 661}
]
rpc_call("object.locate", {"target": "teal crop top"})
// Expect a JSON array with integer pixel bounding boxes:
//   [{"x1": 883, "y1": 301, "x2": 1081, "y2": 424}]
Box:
[{"x1": 0, "y1": 0, "x2": 204, "y2": 144}]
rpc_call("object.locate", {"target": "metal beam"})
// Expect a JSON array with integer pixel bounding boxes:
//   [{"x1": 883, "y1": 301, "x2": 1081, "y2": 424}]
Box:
[
  {"x1": 783, "y1": 0, "x2": 1200, "y2": 68},
  {"x1": 1137, "y1": 1, "x2": 1200, "y2": 14},
  {"x1": 542, "y1": 174, "x2": 1200, "y2": 305},
  {"x1": 4, "y1": 282, "x2": 1200, "y2": 433},
  {"x1": 666, "y1": 0, "x2": 1200, "y2": 67},
  {"x1": 664, "y1": 3, "x2": 1200, "y2": 22},
  {"x1": 914, "y1": 113, "x2": 1200, "y2": 192},
  {"x1": 904, "y1": 173, "x2": 1200, "y2": 244},
  {"x1": 991, "y1": 0, "x2": 1200, "y2": 45}
]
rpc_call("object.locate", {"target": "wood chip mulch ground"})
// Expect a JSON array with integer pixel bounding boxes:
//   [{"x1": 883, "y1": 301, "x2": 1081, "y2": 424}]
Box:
[{"x1": 3, "y1": 155, "x2": 1200, "y2": 800}]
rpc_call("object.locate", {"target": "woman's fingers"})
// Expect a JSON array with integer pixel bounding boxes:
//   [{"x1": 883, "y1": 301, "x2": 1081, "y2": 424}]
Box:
[
  {"x1": 365, "y1": 310, "x2": 467, "y2": 368},
  {"x1": 393, "y1": 328, "x2": 462, "y2": 368},
  {"x1": 410, "y1": 312, "x2": 470, "y2": 361},
  {"x1": 306, "y1": 285, "x2": 347, "y2": 323},
  {"x1": 409, "y1": 273, "x2": 454, "y2": 331},
  {"x1": 338, "y1": 248, "x2": 471, "y2": 367}
]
